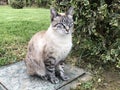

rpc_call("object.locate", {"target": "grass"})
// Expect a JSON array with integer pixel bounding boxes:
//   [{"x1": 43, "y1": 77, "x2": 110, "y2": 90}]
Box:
[{"x1": 0, "y1": 6, "x2": 50, "y2": 66}]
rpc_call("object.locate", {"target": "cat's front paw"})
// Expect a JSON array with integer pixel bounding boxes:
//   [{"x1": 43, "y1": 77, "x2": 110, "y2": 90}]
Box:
[
  {"x1": 41, "y1": 75, "x2": 48, "y2": 80},
  {"x1": 49, "y1": 77, "x2": 59, "y2": 84}
]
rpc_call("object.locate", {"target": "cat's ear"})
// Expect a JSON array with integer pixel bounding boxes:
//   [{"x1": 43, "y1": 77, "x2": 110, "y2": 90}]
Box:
[
  {"x1": 66, "y1": 7, "x2": 74, "y2": 16},
  {"x1": 50, "y1": 7, "x2": 58, "y2": 21}
]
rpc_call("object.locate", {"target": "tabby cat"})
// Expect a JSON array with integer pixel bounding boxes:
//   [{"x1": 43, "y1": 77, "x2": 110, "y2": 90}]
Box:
[{"x1": 25, "y1": 7, "x2": 74, "y2": 84}]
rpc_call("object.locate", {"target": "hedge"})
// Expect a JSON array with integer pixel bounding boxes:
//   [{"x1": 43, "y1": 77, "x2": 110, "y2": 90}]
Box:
[
  {"x1": 10, "y1": 0, "x2": 24, "y2": 9},
  {"x1": 9, "y1": 0, "x2": 51, "y2": 8},
  {"x1": 53, "y1": 0, "x2": 120, "y2": 68}
]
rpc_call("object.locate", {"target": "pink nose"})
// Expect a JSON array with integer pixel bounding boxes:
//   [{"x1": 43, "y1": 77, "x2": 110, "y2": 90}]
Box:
[{"x1": 66, "y1": 26, "x2": 69, "y2": 30}]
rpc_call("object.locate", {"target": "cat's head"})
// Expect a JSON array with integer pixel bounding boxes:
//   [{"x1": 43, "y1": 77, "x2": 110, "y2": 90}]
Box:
[{"x1": 50, "y1": 7, "x2": 74, "y2": 35}]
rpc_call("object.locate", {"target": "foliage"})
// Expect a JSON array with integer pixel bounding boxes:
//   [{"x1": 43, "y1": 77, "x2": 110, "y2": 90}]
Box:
[
  {"x1": 0, "y1": 0, "x2": 8, "y2": 5},
  {"x1": 53, "y1": 0, "x2": 120, "y2": 68},
  {"x1": 71, "y1": 81, "x2": 93, "y2": 90},
  {"x1": 9, "y1": 0, "x2": 51, "y2": 8},
  {"x1": 10, "y1": 0, "x2": 24, "y2": 9},
  {"x1": 36, "y1": 0, "x2": 52, "y2": 8},
  {"x1": 0, "y1": 6, "x2": 50, "y2": 66}
]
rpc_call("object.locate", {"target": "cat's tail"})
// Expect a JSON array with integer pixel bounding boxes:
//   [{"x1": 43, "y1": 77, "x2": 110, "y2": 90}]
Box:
[{"x1": 24, "y1": 54, "x2": 46, "y2": 77}]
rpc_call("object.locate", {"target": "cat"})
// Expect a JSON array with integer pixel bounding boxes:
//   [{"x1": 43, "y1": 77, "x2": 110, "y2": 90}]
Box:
[{"x1": 25, "y1": 7, "x2": 74, "y2": 84}]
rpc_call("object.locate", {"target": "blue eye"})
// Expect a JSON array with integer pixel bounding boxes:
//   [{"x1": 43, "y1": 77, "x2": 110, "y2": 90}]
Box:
[
  {"x1": 57, "y1": 25, "x2": 63, "y2": 28},
  {"x1": 69, "y1": 22, "x2": 73, "y2": 27},
  {"x1": 57, "y1": 26, "x2": 61, "y2": 28}
]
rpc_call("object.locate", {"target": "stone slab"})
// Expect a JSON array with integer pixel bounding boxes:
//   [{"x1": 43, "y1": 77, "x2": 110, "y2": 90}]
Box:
[
  {"x1": 0, "y1": 61, "x2": 91, "y2": 90},
  {"x1": 0, "y1": 83, "x2": 6, "y2": 90}
]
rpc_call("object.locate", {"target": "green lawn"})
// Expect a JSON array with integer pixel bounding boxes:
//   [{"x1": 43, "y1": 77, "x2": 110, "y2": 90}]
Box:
[{"x1": 0, "y1": 6, "x2": 50, "y2": 66}]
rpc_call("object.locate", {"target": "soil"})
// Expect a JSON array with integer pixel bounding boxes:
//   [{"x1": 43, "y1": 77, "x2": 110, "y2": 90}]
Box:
[
  {"x1": 96, "y1": 70, "x2": 120, "y2": 90},
  {"x1": 67, "y1": 57, "x2": 120, "y2": 90}
]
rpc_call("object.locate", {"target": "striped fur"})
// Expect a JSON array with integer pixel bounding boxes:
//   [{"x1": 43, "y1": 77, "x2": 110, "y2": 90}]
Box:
[{"x1": 25, "y1": 7, "x2": 74, "y2": 84}]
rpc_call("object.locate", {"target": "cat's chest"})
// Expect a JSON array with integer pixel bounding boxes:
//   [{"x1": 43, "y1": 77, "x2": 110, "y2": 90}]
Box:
[
  {"x1": 46, "y1": 32, "x2": 72, "y2": 62},
  {"x1": 54, "y1": 42, "x2": 72, "y2": 61}
]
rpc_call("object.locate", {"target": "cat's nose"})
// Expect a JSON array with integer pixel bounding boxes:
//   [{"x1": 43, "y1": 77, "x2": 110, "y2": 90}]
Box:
[
  {"x1": 65, "y1": 26, "x2": 70, "y2": 34},
  {"x1": 66, "y1": 26, "x2": 69, "y2": 30}
]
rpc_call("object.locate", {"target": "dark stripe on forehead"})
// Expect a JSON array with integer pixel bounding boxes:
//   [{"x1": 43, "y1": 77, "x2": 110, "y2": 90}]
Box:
[{"x1": 60, "y1": 16, "x2": 69, "y2": 23}]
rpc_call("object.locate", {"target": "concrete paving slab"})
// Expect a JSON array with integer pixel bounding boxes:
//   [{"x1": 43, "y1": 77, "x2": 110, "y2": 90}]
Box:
[{"x1": 0, "y1": 61, "x2": 91, "y2": 90}]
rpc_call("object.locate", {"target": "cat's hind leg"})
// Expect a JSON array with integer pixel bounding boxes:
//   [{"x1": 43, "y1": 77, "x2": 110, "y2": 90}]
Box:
[{"x1": 25, "y1": 53, "x2": 46, "y2": 77}]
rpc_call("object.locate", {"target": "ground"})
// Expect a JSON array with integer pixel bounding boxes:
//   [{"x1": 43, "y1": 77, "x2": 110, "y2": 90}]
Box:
[
  {"x1": 97, "y1": 70, "x2": 120, "y2": 90},
  {"x1": 67, "y1": 57, "x2": 120, "y2": 90}
]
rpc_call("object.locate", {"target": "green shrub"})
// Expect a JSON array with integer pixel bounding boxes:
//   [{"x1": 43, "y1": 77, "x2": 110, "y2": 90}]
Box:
[
  {"x1": 23, "y1": 0, "x2": 52, "y2": 8},
  {"x1": 36, "y1": 0, "x2": 52, "y2": 8},
  {"x1": 10, "y1": 0, "x2": 24, "y2": 9},
  {"x1": 53, "y1": 0, "x2": 120, "y2": 68},
  {"x1": 9, "y1": 0, "x2": 51, "y2": 8}
]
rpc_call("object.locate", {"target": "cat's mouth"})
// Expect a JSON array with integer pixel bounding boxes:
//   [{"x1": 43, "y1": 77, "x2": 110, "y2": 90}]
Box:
[
  {"x1": 65, "y1": 30, "x2": 71, "y2": 34},
  {"x1": 65, "y1": 32, "x2": 69, "y2": 34}
]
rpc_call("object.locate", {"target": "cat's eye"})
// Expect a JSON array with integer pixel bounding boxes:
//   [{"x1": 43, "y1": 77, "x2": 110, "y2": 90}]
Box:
[
  {"x1": 57, "y1": 25, "x2": 63, "y2": 29},
  {"x1": 69, "y1": 22, "x2": 74, "y2": 27}
]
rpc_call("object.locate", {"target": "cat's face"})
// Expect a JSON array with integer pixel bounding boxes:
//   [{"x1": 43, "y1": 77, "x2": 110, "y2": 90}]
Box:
[{"x1": 50, "y1": 7, "x2": 74, "y2": 35}]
